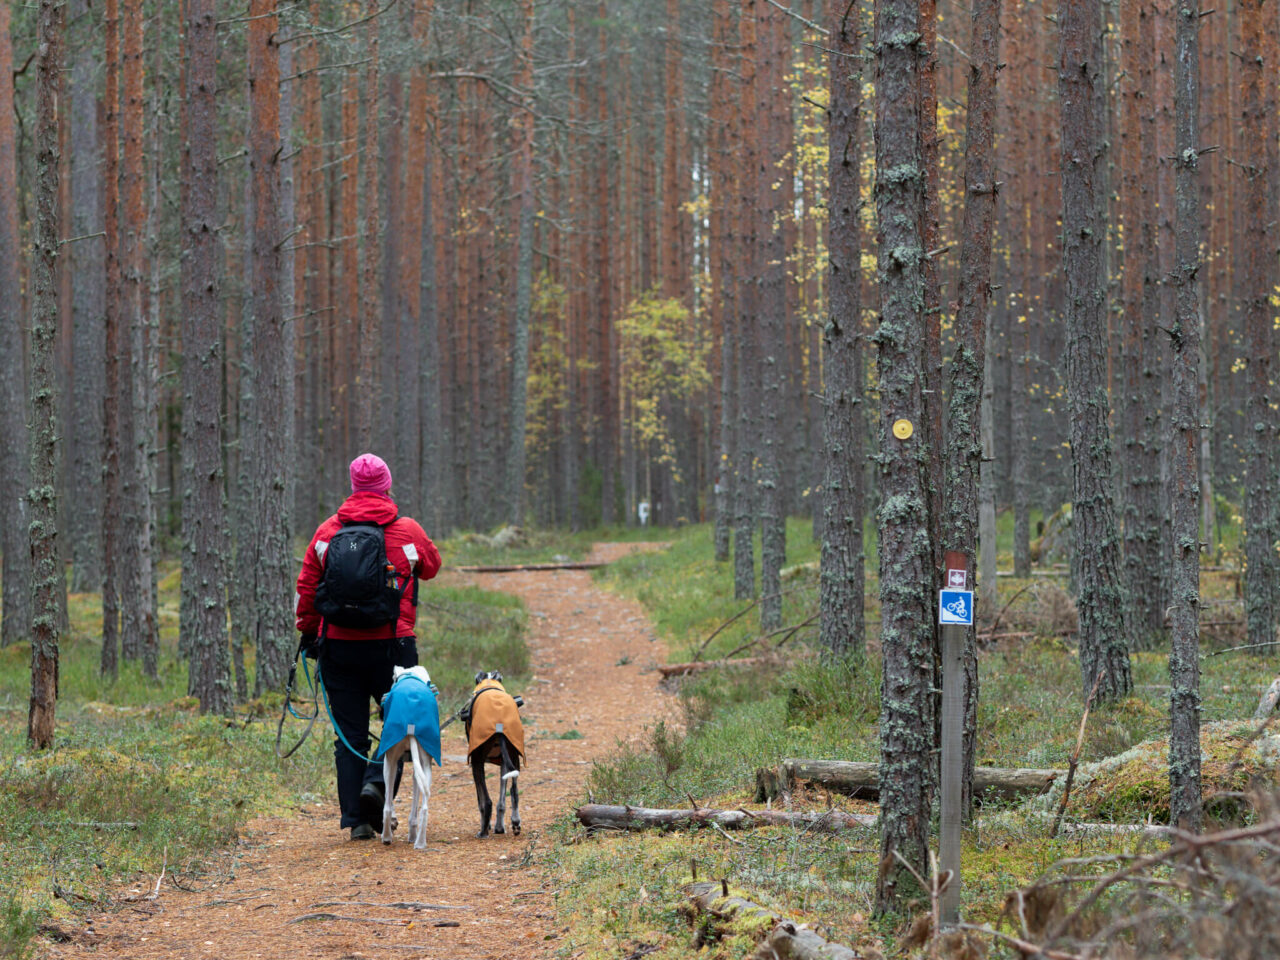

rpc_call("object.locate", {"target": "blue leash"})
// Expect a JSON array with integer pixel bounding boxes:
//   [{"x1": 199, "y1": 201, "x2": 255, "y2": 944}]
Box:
[{"x1": 316, "y1": 661, "x2": 381, "y2": 766}]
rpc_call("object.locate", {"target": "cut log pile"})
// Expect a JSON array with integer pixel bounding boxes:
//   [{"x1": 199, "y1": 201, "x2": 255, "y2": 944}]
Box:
[
  {"x1": 755, "y1": 758, "x2": 1063, "y2": 804},
  {"x1": 679, "y1": 881, "x2": 860, "y2": 960},
  {"x1": 575, "y1": 803, "x2": 876, "y2": 833}
]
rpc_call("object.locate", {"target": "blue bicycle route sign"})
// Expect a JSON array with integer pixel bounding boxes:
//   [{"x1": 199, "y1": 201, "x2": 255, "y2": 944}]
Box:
[{"x1": 938, "y1": 589, "x2": 974, "y2": 626}]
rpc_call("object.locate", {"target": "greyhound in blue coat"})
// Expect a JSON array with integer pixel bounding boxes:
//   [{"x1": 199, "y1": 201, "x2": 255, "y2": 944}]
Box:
[{"x1": 376, "y1": 665, "x2": 441, "y2": 849}]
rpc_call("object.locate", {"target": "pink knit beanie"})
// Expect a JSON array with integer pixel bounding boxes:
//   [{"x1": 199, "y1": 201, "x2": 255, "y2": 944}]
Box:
[{"x1": 350, "y1": 453, "x2": 393, "y2": 494}]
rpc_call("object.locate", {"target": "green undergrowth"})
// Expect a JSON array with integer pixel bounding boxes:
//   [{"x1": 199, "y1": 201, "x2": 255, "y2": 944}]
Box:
[
  {"x1": 560, "y1": 515, "x2": 1279, "y2": 956},
  {"x1": 0, "y1": 561, "x2": 528, "y2": 956}
]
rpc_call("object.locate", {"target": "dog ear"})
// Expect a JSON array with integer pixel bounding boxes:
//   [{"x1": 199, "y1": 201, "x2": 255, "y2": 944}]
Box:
[
  {"x1": 491, "y1": 670, "x2": 503, "y2": 683},
  {"x1": 475, "y1": 670, "x2": 487, "y2": 685},
  {"x1": 393, "y1": 665, "x2": 407, "y2": 680}
]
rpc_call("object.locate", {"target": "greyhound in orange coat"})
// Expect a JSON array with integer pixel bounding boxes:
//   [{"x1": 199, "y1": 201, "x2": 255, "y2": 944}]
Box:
[{"x1": 461, "y1": 671, "x2": 525, "y2": 837}]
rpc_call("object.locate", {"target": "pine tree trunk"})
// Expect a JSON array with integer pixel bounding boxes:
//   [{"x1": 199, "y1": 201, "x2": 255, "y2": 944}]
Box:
[
  {"x1": 246, "y1": 0, "x2": 296, "y2": 696},
  {"x1": 0, "y1": 0, "x2": 31, "y2": 651},
  {"x1": 1059, "y1": 0, "x2": 1132, "y2": 702},
  {"x1": 711, "y1": 0, "x2": 734, "y2": 563},
  {"x1": 403, "y1": 0, "x2": 433, "y2": 529},
  {"x1": 733, "y1": 9, "x2": 759, "y2": 602},
  {"x1": 100, "y1": 0, "x2": 122, "y2": 678},
  {"x1": 873, "y1": 0, "x2": 937, "y2": 912},
  {"x1": 340, "y1": 66, "x2": 359, "y2": 459},
  {"x1": 506, "y1": 0, "x2": 536, "y2": 527},
  {"x1": 355, "y1": 5, "x2": 381, "y2": 452},
  {"x1": 820, "y1": 0, "x2": 865, "y2": 662},
  {"x1": 181, "y1": 0, "x2": 232, "y2": 715},
  {"x1": 67, "y1": 0, "x2": 105, "y2": 593},
  {"x1": 757, "y1": 0, "x2": 787, "y2": 631},
  {"x1": 1240, "y1": 0, "x2": 1277, "y2": 654},
  {"x1": 945, "y1": 0, "x2": 1001, "y2": 817},
  {"x1": 1168, "y1": 0, "x2": 1202, "y2": 832},
  {"x1": 28, "y1": 0, "x2": 65, "y2": 749},
  {"x1": 118, "y1": 0, "x2": 154, "y2": 666}
]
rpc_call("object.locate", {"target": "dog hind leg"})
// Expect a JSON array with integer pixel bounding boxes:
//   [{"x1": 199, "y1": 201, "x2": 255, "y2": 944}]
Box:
[
  {"x1": 510, "y1": 774, "x2": 520, "y2": 836},
  {"x1": 472, "y1": 754, "x2": 492, "y2": 838},
  {"x1": 407, "y1": 737, "x2": 432, "y2": 849},
  {"x1": 381, "y1": 744, "x2": 402, "y2": 845},
  {"x1": 495, "y1": 767, "x2": 507, "y2": 834},
  {"x1": 495, "y1": 736, "x2": 517, "y2": 835}
]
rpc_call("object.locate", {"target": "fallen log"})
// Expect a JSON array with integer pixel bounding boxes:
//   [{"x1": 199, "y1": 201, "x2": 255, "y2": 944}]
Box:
[
  {"x1": 576, "y1": 803, "x2": 876, "y2": 833},
  {"x1": 754, "y1": 759, "x2": 1063, "y2": 804},
  {"x1": 658, "y1": 655, "x2": 782, "y2": 678},
  {"x1": 1254, "y1": 676, "x2": 1280, "y2": 719},
  {"x1": 452, "y1": 561, "x2": 605, "y2": 573},
  {"x1": 680, "y1": 881, "x2": 859, "y2": 960}
]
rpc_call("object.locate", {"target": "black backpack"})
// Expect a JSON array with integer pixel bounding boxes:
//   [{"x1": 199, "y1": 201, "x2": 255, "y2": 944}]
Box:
[{"x1": 314, "y1": 518, "x2": 415, "y2": 635}]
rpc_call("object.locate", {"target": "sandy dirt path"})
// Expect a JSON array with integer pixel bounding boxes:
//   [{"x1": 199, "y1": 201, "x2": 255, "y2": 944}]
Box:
[{"x1": 55, "y1": 542, "x2": 672, "y2": 960}]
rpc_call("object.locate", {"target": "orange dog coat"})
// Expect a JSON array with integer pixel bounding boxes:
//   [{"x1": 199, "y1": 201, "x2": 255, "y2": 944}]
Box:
[{"x1": 465, "y1": 678, "x2": 525, "y2": 763}]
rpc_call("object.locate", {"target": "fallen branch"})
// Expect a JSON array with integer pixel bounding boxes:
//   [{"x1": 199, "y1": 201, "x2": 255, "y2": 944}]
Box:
[
  {"x1": 754, "y1": 759, "x2": 1062, "y2": 804},
  {"x1": 452, "y1": 561, "x2": 605, "y2": 573},
  {"x1": 1051, "y1": 671, "x2": 1103, "y2": 838},
  {"x1": 719, "y1": 611, "x2": 819, "y2": 661},
  {"x1": 576, "y1": 803, "x2": 876, "y2": 833},
  {"x1": 289, "y1": 912, "x2": 430, "y2": 926},
  {"x1": 120, "y1": 847, "x2": 166, "y2": 902},
  {"x1": 309, "y1": 900, "x2": 470, "y2": 911},
  {"x1": 679, "y1": 881, "x2": 859, "y2": 959},
  {"x1": 986, "y1": 582, "x2": 1034, "y2": 635},
  {"x1": 658, "y1": 654, "x2": 787, "y2": 678},
  {"x1": 691, "y1": 598, "x2": 760, "y2": 661},
  {"x1": 976, "y1": 631, "x2": 1034, "y2": 642}
]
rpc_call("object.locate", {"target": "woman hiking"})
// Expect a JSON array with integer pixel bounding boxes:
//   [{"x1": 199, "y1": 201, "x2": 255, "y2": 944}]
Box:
[{"x1": 295, "y1": 453, "x2": 442, "y2": 839}]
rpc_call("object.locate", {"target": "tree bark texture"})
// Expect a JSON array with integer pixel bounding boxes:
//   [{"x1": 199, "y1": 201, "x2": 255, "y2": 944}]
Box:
[
  {"x1": 757, "y1": 2, "x2": 788, "y2": 632},
  {"x1": 118, "y1": 0, "x2": 156, "y2": 670},
  {"x1": 0, "y1": 0, "x2": 31, "y2": 651},
  {"x1": 756, "y1": 759, "x2": 1063, "y2": 804},
  {"x1": 67, "y1": 0, "x2": 105, "y2": 592},
  {"x1": 873, "y1": 0, "x2": 937, "y2": 912},
  {"x1": 732, "y1": 8, "x2": 760, "y2": 602},
  {"x1": 28, "y1": 0, "x2": 66, "y2": 749},
  {"x1": 506, "y1": 0, "x2": 536, "y2": 527},
  {"x1": 945, "y1": 0, "x2": 1001, "y2": 817},
  {"x1": 820, "y1": 1, "x2": 865, "y2": 662},
  {"x1": 576, "y1": 804, "x2": 877, "y2": 833},
  {"x1": 245, "y1": 0, "x2": 296, "y2": 696},
  {"x1": 355, "y1": 1, "x2": 381, "y2": 452},
  {"x1": 99, "y1": 0, "x2": 122, "y2": 679},
  {"x1": 1240, "y1": 0, "x2": 1277, "y2": 654},
  {"x1": 711, "y1": 0, "x2": 734, "y2": 564},
  {"x1": 1120, "y1": 0, "x2": 1166, "y2": 650},
  {"x1": 1058, "y1": 0, "x2": 1132, "y2": 702},
  {"x1": 1168, "y1": 0, "x2": 1202, "y2": 832},
  {"x1": 180, "y1": 0, "x2": 232, "y2": 716}
]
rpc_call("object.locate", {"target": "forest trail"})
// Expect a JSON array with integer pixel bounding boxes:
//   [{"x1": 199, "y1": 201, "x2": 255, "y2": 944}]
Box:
[{"x1": 56, "y1": 542, "x2": 674, "y2": 960}]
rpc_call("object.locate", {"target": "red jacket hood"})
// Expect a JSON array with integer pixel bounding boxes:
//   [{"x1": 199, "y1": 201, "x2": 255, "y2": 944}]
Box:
[{"x1": 336, "y1": 491, "x2": 400, "y2": 525}]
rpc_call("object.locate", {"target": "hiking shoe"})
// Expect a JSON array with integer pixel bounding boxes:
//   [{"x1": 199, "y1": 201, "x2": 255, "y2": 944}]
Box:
[
  {"x1": 350, "y1": 823, "x2": 376, "y2": 841},
  {"x1": 358, "y1": 782, "x2": 385, "y2": 832}
]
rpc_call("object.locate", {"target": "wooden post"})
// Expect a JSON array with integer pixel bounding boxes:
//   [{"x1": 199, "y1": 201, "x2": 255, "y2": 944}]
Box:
[{"x1": 939, "y1": 550, "x2": 970, "y2": 924}]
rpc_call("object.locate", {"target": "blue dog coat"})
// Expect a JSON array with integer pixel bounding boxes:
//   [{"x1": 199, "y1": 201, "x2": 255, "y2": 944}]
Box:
[{"x1": 376, "y1": 673, "x2": 442, "y2": 765}]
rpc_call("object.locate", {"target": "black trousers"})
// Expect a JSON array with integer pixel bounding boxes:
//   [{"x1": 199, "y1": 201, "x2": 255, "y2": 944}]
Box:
[{"x1": 320, "y1": 636, "x2": 417, "y2": 828}]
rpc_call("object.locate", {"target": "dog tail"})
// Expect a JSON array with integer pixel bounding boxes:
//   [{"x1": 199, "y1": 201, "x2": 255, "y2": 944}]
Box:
[{"x1": 498, "y1": 736, "x2": 519, "y2": 781}]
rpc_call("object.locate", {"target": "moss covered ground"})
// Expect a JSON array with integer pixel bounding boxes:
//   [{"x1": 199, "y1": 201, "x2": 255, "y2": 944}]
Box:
[{"x1": 544, "y1": 512, "x2": 1280, "y2": 958}]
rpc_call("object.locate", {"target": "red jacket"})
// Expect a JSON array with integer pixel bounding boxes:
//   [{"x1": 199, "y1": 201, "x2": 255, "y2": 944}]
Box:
[{"x1": 295, "y1": 492, "x2": 442, "y2": 640}]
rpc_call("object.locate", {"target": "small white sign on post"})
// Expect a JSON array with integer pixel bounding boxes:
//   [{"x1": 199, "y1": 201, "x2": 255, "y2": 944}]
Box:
[{"x1": 938, "y1": 589, "x2": 974, "y2": 626}]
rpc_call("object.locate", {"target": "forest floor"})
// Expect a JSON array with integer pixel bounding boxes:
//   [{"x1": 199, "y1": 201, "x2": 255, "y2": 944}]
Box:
[{"x1": 45, "y1": 541, "x2": 675, "y2": 960}]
